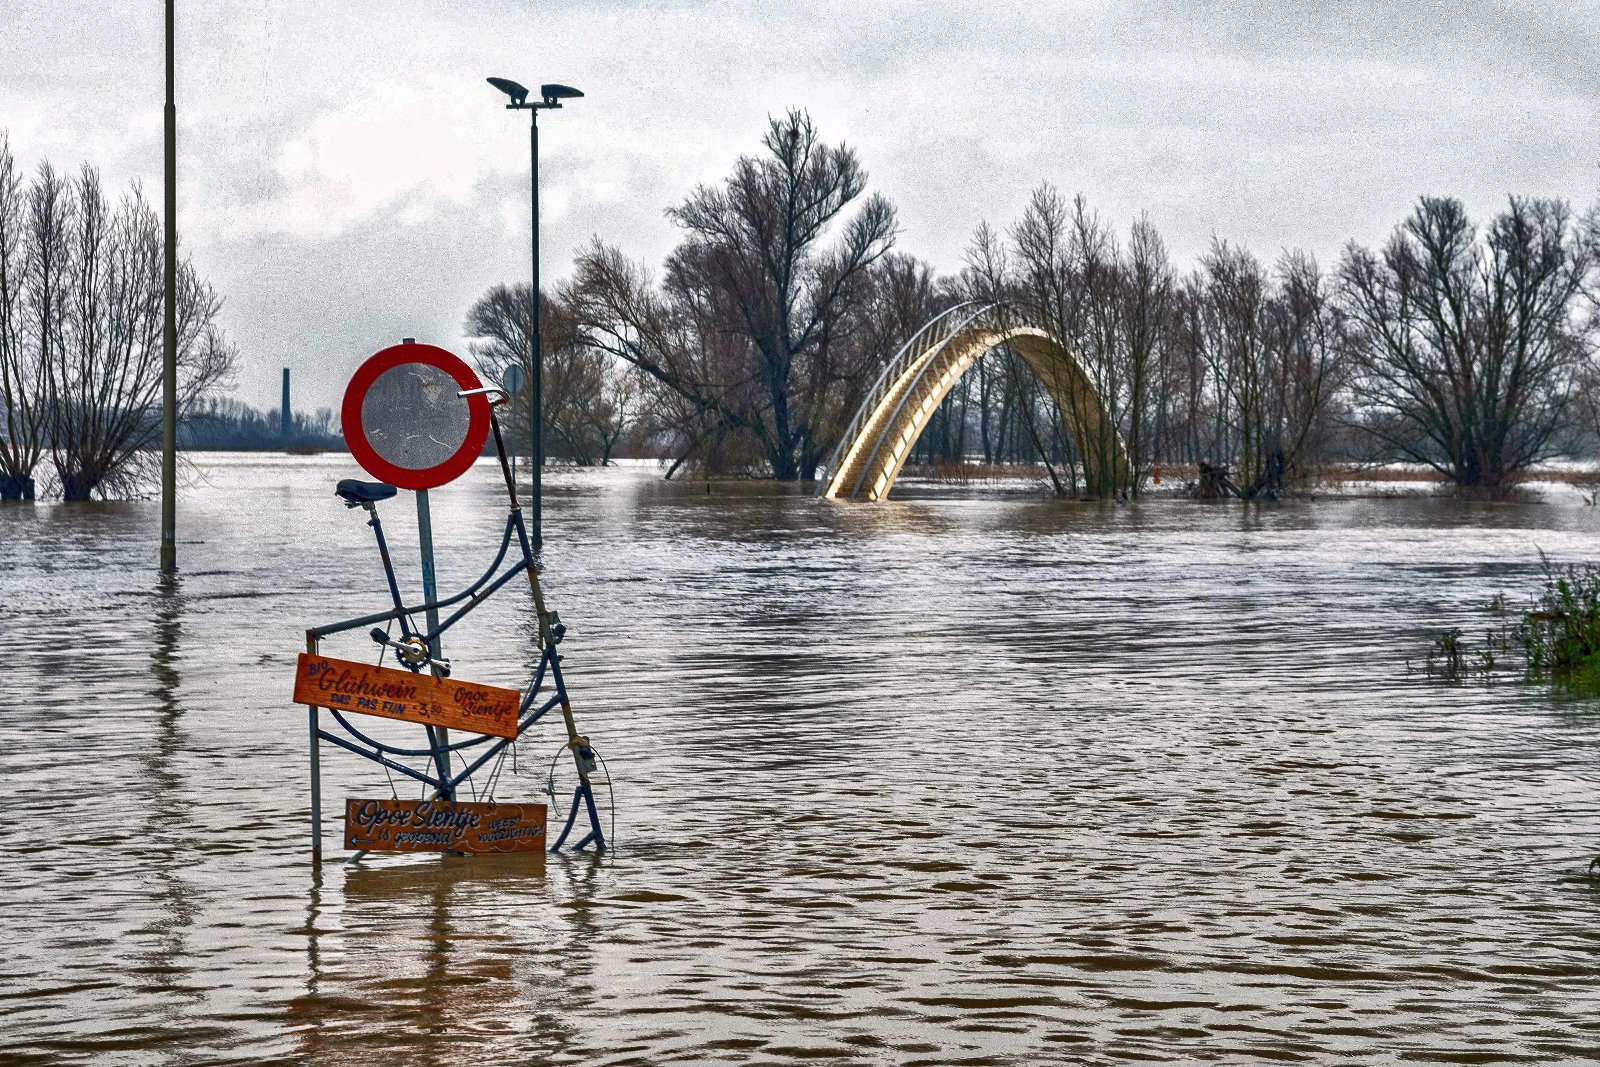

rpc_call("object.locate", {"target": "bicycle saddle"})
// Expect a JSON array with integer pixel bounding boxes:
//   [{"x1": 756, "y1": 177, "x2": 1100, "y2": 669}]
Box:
[{"x1": 335, "y1": 479, "x2": 398, "y2": 506}]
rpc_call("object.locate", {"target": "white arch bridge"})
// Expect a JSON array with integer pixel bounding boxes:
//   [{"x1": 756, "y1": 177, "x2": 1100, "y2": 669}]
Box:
[{"x1": 818, "y1": 303, "x2": 1130, "y2": 501}]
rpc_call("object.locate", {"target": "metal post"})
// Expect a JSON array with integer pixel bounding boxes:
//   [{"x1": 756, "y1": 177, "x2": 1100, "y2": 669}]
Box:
[
  {"x1": 306, "y1": 632, "x2": 322, "y2": 866},
  {"x1": 160, "y1": 0, "x2": 177, "y2": 572},
  {"x1": 414, "y1": 486, "x2": 452, "y2": 798},
  {"x1": 281, "y1": 368, "x2": 291, "y2": 439},
  {"x1": 529, "y1": 111, "x2": 542, "y2": 550}
]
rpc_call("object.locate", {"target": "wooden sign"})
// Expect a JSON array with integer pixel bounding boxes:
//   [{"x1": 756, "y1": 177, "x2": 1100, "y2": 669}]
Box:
[
  {"x1": 344, "y1": 797, "x2": 547, "y2": 853},
  {"x1": 294, "y1": 653, "x2": 520, "y2": 739}
]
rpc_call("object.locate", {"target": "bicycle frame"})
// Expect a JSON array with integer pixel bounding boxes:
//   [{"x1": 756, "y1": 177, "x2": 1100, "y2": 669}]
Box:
[{"x1": 303, "y1": 397, "x2": 608, "y2": 861}]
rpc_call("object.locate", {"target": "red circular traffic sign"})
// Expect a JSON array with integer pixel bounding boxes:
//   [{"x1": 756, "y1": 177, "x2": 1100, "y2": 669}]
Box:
[{"x1": 342, "y1": 343, "x2": 490, "y2": 490}]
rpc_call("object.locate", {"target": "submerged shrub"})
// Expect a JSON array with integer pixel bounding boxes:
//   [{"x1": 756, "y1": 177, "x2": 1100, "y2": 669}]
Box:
[
  {"x1": 1515, "y1": 556, "x2": 1600, "y2": 691},
  {"x1": 1426, "y1": 628, "x2": 1470, "y2": 681},
  {"x1": 1425, "y1": 626, "x2": 1504, "y2": 682},
  {"x1": 1423, "y1": 553, "x2": 1600, "y2": 695}
]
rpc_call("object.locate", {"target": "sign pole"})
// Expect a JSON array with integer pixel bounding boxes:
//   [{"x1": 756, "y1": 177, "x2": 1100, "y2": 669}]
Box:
[
  {"x1": 415, "y1": 486, "x2": 453, "y2": 800},
  {"x1": 306, "y1": 632, "x2": 322, "y2": 866},
  {"x1": 394, "y1": 336, "x2": 454, "y2": 798}
]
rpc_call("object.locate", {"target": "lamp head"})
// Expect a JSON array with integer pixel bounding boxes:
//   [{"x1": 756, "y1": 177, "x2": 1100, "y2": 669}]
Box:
[
  {"x1": 487, "y1": 77, "x2": 530, "y2": 108},
  {"x1": 540, "y1": 83, "x2": 584, "y2": 106}
]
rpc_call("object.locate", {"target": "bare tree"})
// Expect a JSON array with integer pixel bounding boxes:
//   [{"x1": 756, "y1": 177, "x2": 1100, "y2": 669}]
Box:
[
  {"x1": 952, "y1": 223, "x2": 1013, "y2": 467},
  {"x1": 1120, "y1": 215, "x2": 1175, "y2": 492},
  {"x1": 1194, "y1": 239, "x2": 1272, "y2": 493},
  {"x1": 0, "y1": 148, "x2": 235, "y2": 500},
  {"x1": 1563, "y1": 203, "x2": 1600, "y2": 475},
  {"x1": 1159, "y1": 279, "x2": 1212, "y2": 469},
  {"x1": 464, "y1": 281, "x2": 639, "y2": 466},
  {"x1": 1009, "y1": 187, "x2": 1081, "y2": 494},
  {"x1": 839, "y1": 251, "x2": 946, "y2": 465},
  {"x1": 464, "y1": 281, "x2": 538, "y2": 455},
  {"x1": 1181, "y1": 240, "x2": 1346, "y2": 498},
  {"x1": 38, "y1": 167, "x2": 232, "y2": 500},
  {"x1": 590, "y1": 361, "x2": 641, "y2": 465},
  {"x1": 1265, "y1": 250, "x2": 1344, "y2": 487},
  {"x1": 1339, "y1": 196, "x2": 1593, "y2": 492},
  {"x1": 565, "y1": 242, "x2": 760, "y2": 475},
  {"x1": 573, "y1": 110, "x2": 897, "y2": 481},
  {"x1": 0, "y1": 137, "x2": 44, "y2": 500},
  {"x1": 1010, "y1": 187, "x2": 1174, "y2": 497}
]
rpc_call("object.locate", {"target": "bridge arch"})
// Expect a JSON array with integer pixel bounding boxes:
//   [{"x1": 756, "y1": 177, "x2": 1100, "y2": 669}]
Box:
[{"x1": 820, "y1": 305, "x2": 1129, "y2": 501}]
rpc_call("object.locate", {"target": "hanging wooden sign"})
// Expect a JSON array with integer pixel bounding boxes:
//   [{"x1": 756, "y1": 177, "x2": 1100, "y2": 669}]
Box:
[
  {"x1": 294, "y1": 653, "x2": 521, "y2": 739},
  {"x1": 344, "y1": 797, "x2": 547, "y2": 853}
]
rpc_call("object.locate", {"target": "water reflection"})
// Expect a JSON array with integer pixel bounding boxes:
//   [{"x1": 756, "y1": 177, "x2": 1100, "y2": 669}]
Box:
[
  {"x1": 5, "y1": 459, "x2": 1600, "y2": 1063},
  {"x1": 292, "y1": 852, "x2": 600, "y2": 1064},
  {"x1": 131, "y1": 573, "x2": 205, "y2": 1041}
]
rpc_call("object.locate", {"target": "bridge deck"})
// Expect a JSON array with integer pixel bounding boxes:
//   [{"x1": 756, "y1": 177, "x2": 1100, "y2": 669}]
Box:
[{"x1": 822, "y1": 313, "x2": 1131, "y2": 502}]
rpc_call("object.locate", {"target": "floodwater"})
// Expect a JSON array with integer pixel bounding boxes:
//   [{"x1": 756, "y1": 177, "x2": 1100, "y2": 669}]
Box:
[{"x1": 2, "y1": 455, "x2": 1598, "y2": 1065}]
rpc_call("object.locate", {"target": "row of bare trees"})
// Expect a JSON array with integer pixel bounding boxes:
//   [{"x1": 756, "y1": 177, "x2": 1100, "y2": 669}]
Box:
[
  {"x1": 935, "y1": 187, "x2": 1594, "y2": 499},
  {"x1": 466, "y1": 112, "x2": 1598, "y2": 497},
  {"x1": 0, "y1": 137, "x2": 233, "y2": 500},
  {"x1": 9, "y1": 121, "x2": 1587, "y2": 501},
  {"x1": 185, "y1": 396, "x2": 340, "y2": 451}
]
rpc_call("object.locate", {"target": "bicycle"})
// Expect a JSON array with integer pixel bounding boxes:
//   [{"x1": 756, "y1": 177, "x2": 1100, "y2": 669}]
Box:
[{"x1": 304, "y1": 385, "x2": 608, "y2": 856}]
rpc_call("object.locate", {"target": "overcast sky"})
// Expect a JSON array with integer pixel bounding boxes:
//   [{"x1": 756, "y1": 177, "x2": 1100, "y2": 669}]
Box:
[{"x1": 3, "y1": 0, "x2": 1596, "y2": 412}]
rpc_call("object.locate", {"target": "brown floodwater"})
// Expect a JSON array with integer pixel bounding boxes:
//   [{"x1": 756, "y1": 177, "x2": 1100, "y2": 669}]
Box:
[{"x1": 2, "y1": 456, "x2": 1598, "y2": 1065}]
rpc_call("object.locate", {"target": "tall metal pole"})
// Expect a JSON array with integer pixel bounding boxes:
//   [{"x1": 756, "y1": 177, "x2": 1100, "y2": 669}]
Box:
[
  {"x1": 529, "y1": 111, "x2": 542, "y2": 550},
  {"x1": 491, "y1": 78, "x2": 579, "y2": 545},
  {"x1": 160, "y1": 0, "x2": 177, "y2": 571}
]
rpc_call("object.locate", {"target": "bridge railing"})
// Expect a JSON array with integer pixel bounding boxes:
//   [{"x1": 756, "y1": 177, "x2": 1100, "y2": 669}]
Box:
[
  {"x1": 816, "y1": 301, "x2": 987, "y2": 497},
  {"x1": 844, "y1": 303, "x2": 1000, "y2": 501}
]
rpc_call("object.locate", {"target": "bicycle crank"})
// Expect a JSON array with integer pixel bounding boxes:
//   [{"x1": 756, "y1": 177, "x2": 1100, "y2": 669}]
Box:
[{"x1": 368, "y1": 628, "x2": 451, "y2": 675}]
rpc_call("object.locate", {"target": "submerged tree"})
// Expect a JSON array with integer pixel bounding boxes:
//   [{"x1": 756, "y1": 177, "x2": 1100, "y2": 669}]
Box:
[
  {"x1": 1192, "y1": 241, "x2": 1271, "y2": 493},
  {"x1": 1119, "y1": 215, "x2": 1176, "y2": 492},
  {"x1": 1186, "y1": 242, "x2": 1344, "y2": 497},
  {"x1": 1003, "y1": 187, "x2": 1181, "y2": 497},
  {"x1": 571, "y1": 110, "x2": 898, "y2": 480},
  {"x1": 464, "y1": 282, "x2": 638, "y2": 466},
  {"x1": 1012, "y1": 186, "x2": 1121, "y2": 497},
  {"x1": 951, "y1": 223, "x2": 1026, "y2": 470},
  {"x1": 41, "y1": 167, "x2": 233, "y2": 499},
  {"x1": 1267, "y1": 250, "x2": 1345, "y2": 486},
  {"x1": 0, "y1": 141, "x2": 44, "y2": 499},
  {"x1": 0, "y1": 137, "x2": 233, "y2": 501},
  {"x1": 1339, "y1": 196, "x2": 1593, "y2": 492}
]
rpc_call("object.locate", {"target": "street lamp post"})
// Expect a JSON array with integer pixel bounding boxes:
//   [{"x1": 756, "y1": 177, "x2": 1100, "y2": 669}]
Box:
[
  {"x1": 160, "y1": 0, "x2": 177, "y2": 571},
  {"x1": 487, "y1": 77, "x2": 583, "y2": 550}
]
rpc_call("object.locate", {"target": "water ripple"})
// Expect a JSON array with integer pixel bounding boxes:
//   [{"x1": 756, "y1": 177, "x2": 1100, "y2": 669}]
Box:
[{"x1": 1, "y1": 457, "x2": 1598, "y2": 1064}]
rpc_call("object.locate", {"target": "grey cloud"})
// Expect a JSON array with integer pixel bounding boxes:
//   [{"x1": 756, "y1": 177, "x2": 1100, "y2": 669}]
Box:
[{"x1": 5, "y1": 0, "x2": 1596, "y2": 413}]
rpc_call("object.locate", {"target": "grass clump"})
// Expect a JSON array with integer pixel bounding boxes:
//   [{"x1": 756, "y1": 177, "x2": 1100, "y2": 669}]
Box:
[
  {"x1": 1424, "y1": 553, "x2": 1600, "y2": 695},
  {"x1": 1424, "y1": 626, "x2": 1502, "y2": 681},
  {"x1": 1514, "y1": 557, "x2": 1600, "y2": 691}
]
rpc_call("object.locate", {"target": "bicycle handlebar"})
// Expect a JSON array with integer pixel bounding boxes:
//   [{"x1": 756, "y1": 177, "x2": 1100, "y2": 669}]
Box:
[{"x1": 458, "y1": 386, "x2": 510, "y2": 406}]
